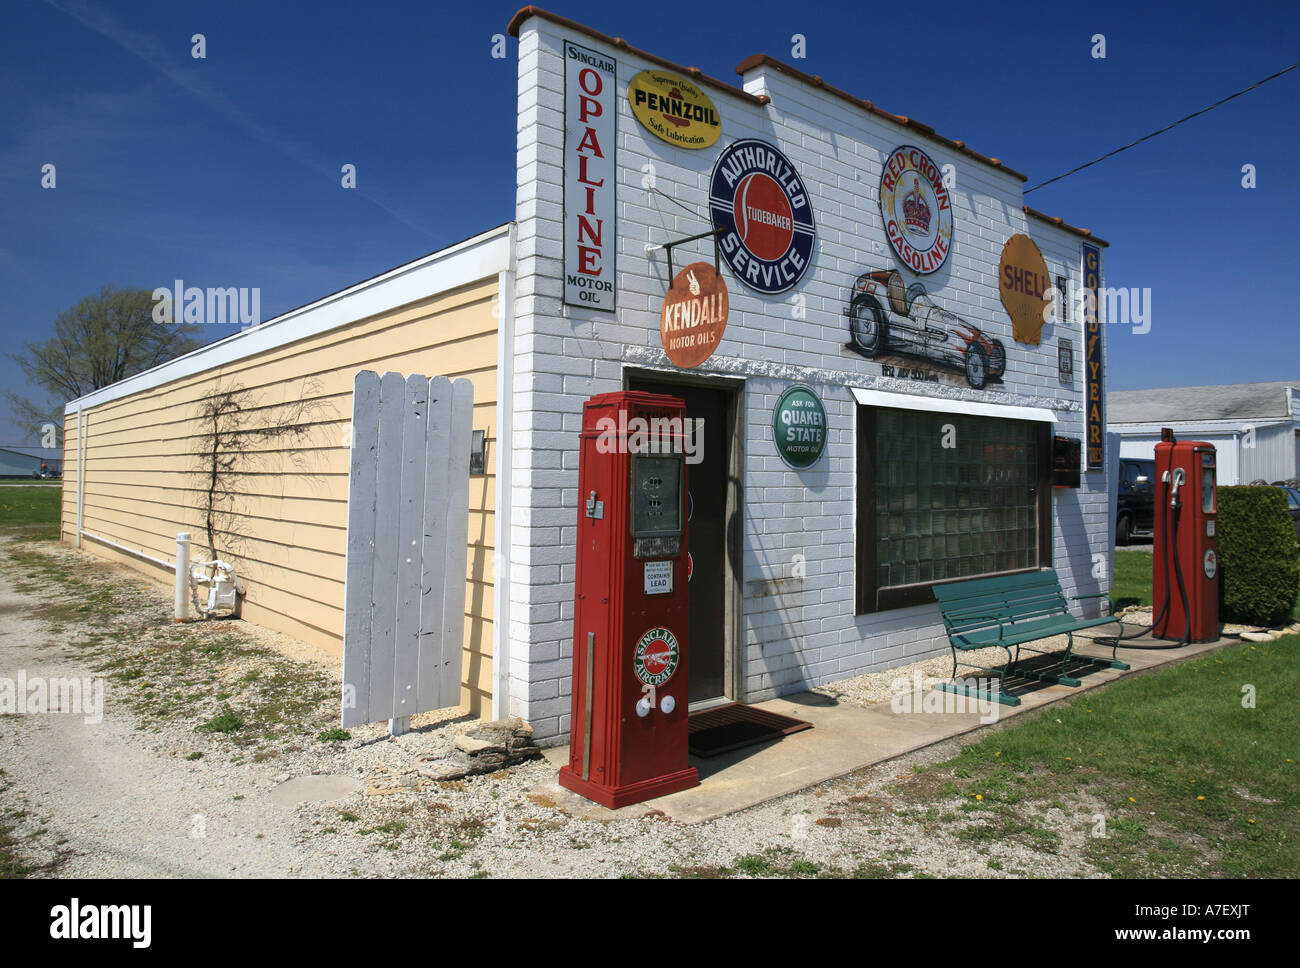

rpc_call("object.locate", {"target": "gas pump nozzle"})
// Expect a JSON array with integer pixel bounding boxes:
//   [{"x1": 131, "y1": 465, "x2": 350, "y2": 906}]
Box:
[{"x1": 1168, "y1": 467, "x2": 1185, "y2": 510}]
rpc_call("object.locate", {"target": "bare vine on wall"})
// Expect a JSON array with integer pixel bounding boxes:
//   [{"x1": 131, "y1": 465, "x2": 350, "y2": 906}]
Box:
[{"x1": 192, "y1": 378, "x2": 333, "y2": 564}]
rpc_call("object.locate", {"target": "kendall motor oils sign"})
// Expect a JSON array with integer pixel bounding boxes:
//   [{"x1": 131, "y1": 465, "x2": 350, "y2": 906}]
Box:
[
  {"x1": 628, "y1": 70, "x2": 721, "y2": 149},
  {"x1": 564, "y1": 40, "x2": 616, "y2": 312}
]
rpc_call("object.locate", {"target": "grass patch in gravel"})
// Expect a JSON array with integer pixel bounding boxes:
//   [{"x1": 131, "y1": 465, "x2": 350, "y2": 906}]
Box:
[{"x1": 897, "y1": 635, "x2": 1300, "y2": 877}]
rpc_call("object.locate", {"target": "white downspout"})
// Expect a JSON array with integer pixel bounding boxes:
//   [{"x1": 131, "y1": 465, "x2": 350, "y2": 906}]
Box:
[
  {"x1": 492, "y1": 222, "x2": 517, "y2": 720},
  {"x1": 76, "y1": 406, "x2": 86, "y2": 548}
]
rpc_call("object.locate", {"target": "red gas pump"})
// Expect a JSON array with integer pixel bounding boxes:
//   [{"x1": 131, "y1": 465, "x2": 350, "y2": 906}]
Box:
[
  {"x1": 1152, "y1": 432, "x2": 1220, "y2": 643},
  {"x1": 558, "y1": 391, "x2": 699, "y2": 808}
]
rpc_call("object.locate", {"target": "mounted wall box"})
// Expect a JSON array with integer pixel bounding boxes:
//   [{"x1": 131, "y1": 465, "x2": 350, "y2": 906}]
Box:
[{"x1": 1052, "y1": 434, "x2": 1082, "y2": 488}]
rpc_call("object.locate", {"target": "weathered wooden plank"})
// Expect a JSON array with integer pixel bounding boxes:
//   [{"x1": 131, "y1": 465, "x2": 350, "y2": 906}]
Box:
[
  {"x1": 417, "y1": 376, "x2": 453, "y2": 711},
  {"x1": 341, "y1": 370, "x2": 380, "y2": 728},
  {"x1": 366, "y1": 371, "x2": 406, "y2": 722},
  {"x1": 392, "y1": 375, "x2": 429, "y2": 721},
  {"x1": 440, "y1": 378, "x2": 474, "y2": 706}
]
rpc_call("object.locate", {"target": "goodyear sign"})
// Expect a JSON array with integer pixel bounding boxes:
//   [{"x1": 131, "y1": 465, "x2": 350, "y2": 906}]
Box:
[
  {"x1": 628, "y1": 70, "x2": 721, "y2": 149},
  {"x1": 1082, "y1": 243, "x2": 1104, "y2": 470}
]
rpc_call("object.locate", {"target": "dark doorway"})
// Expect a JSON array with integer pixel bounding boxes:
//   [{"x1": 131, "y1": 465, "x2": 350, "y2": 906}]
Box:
[{"x1": 628, "y1": 375, "x2": 736, "y2": 703}]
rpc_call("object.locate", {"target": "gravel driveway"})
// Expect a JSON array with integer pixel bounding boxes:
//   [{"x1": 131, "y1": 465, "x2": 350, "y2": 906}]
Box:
[{"x1": 0, "y1": 534, "x2": 1157, "y2": 879}]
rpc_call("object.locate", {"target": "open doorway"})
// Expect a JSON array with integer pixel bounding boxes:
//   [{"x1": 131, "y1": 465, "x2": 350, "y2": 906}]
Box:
[{"x1": 626, "y1": 371, "x2": 743, "y2": 706}]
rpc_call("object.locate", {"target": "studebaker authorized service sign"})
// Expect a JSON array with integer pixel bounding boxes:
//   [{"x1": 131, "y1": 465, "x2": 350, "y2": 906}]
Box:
[
  {"x1": 879, "y1": 146, "x2": 952, "y2": 275},
  {"x1": 998, "y1": 233, "x2": 1051, "y2": 345},
  {"x1": 1082, "y1": 243, "x2": 1104, "y2": 469},
  {"x1": 772, "y1": 384, "x2": 827, "y2": 469},
  {"x1": 709, "y1": 139, "x2": 816, "y2": 295},
  {"x1": 628, "y1": 70, "x2": 721, "y2": 149},
  {"x1": 564, "y1": 40, "x2": 616, "y2": 311},
  {"x1": 661, "y1": 261, "x2": 728, "y2": 368}
]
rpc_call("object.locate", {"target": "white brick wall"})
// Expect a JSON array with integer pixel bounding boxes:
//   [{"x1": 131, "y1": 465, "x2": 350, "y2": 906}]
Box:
[{"x1": 510, "y1": 18, "x2": 1110, "y2": 740}]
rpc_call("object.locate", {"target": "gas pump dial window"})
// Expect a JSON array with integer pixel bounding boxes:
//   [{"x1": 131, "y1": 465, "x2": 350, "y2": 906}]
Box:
[
  {"x1": 1203, "y1": 468, "x2": 1215, "y2": 514},
  {"x1": 631, "y1": 455, "x2": 683, "y2": 538}
]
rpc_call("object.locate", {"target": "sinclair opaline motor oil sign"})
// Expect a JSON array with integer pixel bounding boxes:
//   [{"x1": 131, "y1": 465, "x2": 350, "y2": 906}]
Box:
[
  {"x1": 628, "y1": 70, "x2": 721, "y2": 149},
  {"x1": 564, "y1": 40, "x2": 616, "y2": 311}
]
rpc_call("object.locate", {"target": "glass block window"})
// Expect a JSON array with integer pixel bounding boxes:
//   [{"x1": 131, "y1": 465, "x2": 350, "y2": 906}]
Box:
[{"x1": 856, "y1": 405, "x2": 1051, "y2": 613}]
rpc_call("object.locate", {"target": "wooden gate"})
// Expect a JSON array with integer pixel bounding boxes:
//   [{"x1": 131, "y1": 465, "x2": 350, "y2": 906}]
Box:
[{"x1": 341, "y1": 370, "x2": 473, "y2": 730}]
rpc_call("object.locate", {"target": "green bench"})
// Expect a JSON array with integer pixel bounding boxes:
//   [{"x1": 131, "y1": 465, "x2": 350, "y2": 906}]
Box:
[{"x1": 931, "y1": 569, "x2": 1130, "y2": 707}]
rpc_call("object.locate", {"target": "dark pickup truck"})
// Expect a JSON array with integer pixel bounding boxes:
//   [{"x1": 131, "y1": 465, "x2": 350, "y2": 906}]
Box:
[{"x1": 1116, "y1": 457, "x2": 1156, "y2": 545}]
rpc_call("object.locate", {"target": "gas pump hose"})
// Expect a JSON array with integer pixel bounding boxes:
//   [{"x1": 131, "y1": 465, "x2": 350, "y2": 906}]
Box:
[{"x1": 1093, "y1": 478, "x2": 1191, "y2": 650}]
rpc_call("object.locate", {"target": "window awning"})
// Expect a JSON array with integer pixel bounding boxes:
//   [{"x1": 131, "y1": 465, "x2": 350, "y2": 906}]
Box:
[{"x1": 848, "y1": 386, "x2": 1058, "y2": 423}]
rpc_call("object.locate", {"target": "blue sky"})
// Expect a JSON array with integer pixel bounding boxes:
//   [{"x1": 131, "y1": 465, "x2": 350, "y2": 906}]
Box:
[{"x1": 2, "y1": 0, "x2": 1298, "y2": 446}]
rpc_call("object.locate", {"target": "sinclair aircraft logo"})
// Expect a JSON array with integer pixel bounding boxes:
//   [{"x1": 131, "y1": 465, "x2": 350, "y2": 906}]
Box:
[
  {"x1": 709, "y1": 139, "x2": 816, "y2": 295},
  {"x1": 633, "y1": 626, "x2": 680, "y2": 687},
  {"x1": 879, "y1": 145, "x2": 953, "y2": 274}
]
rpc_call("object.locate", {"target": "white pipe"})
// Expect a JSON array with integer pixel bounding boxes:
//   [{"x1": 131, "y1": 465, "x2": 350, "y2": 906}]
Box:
[
  {"x1": 174, "y1": 532, "x2": 191, "y2": 621},
  {"x1": 80, "y1": 530, "x2": 174, "y2": 571},
  {"x1": 75, "y1": 407, "x2": 85, "y2": 548},
  {"x1": 492, "y1": 221, "x2": 517, "y2": 720}
]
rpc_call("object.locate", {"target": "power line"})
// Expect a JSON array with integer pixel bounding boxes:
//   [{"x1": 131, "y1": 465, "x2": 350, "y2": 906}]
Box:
[{"x1": 1025, "y1": 59, "x2": 1300, "y2": 193}]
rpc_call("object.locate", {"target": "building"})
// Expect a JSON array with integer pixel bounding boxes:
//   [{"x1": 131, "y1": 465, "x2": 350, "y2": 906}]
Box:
[
  {"x1": 1110, "y1": 380, "x2": 1300, "y2": 485},
  {"x1": 62, "y1": 7, "x2": 1114, "y2": 743},
  {"x1": 0, "y1": 447, "x2": 60, "y2": 478}
]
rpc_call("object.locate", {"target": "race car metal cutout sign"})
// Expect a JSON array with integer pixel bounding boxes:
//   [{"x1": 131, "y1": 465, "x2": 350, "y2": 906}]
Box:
[
  {"x1": 709, "y1": 139, "x2": 816, "y2": 294},
  {"x1": 628, "y1": 70, "x2": 721, "y2": 149},
  {"x1": 633, "y1": 626, "x2": 680, "y2": 687},
  {"x1": 879, "y1": 146, "x2": 952, "y2": 275},
  {"x1": 844, "y1": 268, "x2": 1005, "y2": 390}
]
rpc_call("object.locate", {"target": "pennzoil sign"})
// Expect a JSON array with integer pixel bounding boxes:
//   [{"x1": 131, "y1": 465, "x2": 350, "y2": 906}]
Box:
[{"x1": 628, "y1": 70, "x2": 721, "y2": 149}]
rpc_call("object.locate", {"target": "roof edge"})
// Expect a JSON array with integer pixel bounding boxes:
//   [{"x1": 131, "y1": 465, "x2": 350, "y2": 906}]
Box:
[
  {"x1": 507, "y1": 6, "x2": 768, "y2": 106},
  {"x1": 734, "y1": 53, "x2": 1028, "y2": 183},
  {"x1": 1025, "y1": 206, "x2": 1108, "y2": 247},
  {"x1": 64, "y1": 223, "x2": 512, "y2": 416}
]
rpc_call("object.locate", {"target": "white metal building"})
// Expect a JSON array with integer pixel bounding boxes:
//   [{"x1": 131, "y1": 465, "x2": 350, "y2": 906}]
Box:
[{"x1": 1110, "y1": 381, "x2": 1300, "y2": 485}]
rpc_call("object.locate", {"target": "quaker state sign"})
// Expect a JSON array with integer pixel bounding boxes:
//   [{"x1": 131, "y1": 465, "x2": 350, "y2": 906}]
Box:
[
  {"x1": 879, "y1": 146, "x2": 953, "y2": 275},
  {"x1": 628, "y1": 70, "x2": 721, "y2": 149},
  {"x1": 998, "y1": 233, "x2": 1051, "y2": 345},
  {"x1": 633, "y1": 627, "x2": 680, "y2": 687},
  {"x1": 661, "y1": 261, "x2": 728, "y2": 368},
  {"x1": 772, "y1": 384, "x2": 827, "y2": 469},
  {"x1": 709, "y1": 139, "x2": 816, "y2": 295}
]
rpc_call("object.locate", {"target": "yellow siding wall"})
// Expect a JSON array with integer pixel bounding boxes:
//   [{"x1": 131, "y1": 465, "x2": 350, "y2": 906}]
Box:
[{"x1": 61, "y1": 278, "x2": 499, "y2": 715}]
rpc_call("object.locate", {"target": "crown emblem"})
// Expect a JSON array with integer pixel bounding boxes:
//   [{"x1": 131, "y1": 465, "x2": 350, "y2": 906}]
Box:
[{"x1": 902, "y1": 177, "x2": 931, "y2": 234}]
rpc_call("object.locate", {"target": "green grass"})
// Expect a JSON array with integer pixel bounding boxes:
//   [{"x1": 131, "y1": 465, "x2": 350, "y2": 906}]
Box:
[
  {"x1": 1111, "y1": 550, "x2": 1153, "y2": 609},
  {"x1": 0, "y1": 485, "x2": 61, "y2": 526},
  {"x1": 935, "y1": 634, "x2": 1300, "y2": 877},
  {"x1": 1112, "y1": 548, "x2": 1299, "y2": 621}
]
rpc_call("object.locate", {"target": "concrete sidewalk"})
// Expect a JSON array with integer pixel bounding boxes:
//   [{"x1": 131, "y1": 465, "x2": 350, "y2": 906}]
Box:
[{"x1": 536, "y1": 633, "x2": 1236, "y2": 824}]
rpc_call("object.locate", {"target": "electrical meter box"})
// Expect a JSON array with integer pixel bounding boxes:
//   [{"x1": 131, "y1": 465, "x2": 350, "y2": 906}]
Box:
[{"x1": 558, "y1": 391, "x2": 699, "y2": 808}]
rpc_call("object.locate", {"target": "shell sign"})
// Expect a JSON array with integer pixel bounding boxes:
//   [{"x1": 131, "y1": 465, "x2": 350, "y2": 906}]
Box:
[
  {"x1": 628, "y1": 70, "x2": 721, "y2": 149},
  {"x1": 998, "y1": 234, "x2": 1052, "y2": 345}
]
